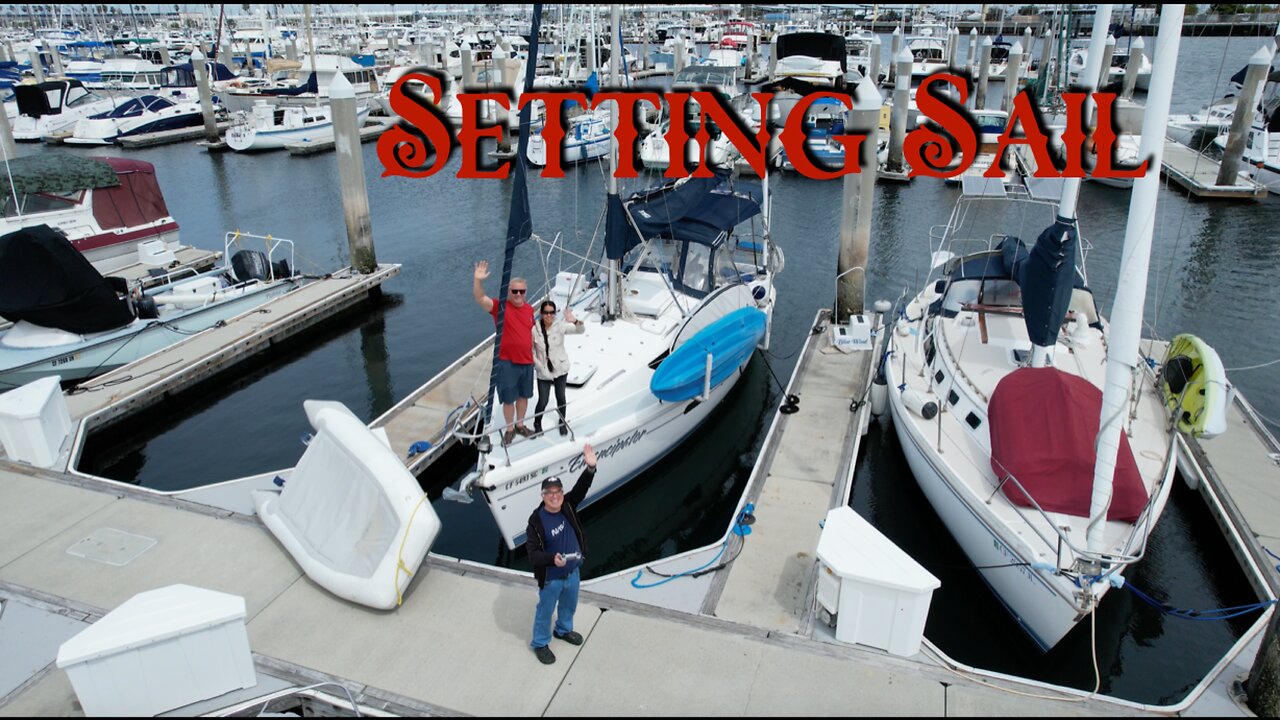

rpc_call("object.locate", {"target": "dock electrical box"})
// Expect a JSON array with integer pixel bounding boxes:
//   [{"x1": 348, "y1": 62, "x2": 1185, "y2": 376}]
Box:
[
  {"x1": 0, "y1": 375, "x2": 70, "y2": 468},
  {"x1": 815, "y1": 506, "x2": 940, "y2": 657},
  {"x1": 830, "y1": 314, "x2": 874, "y2": 351},
  {"x1": 56, "y1": 584, "x2": 257, "y2": 716}
]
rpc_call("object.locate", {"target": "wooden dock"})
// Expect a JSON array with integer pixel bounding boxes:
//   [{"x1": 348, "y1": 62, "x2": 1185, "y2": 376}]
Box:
[
  {"x1": 285, "y1": 118, "x2": 395, "y2": 156},
  {"x1": 1160, "y1": 140, "x2": 1268, "y2": 199},
  {"x1": 65, "y1": 264, "x2": 400, "y2": 433}
]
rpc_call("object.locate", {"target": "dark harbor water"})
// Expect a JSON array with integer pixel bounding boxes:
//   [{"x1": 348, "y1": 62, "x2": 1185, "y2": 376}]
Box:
[{"x1": 62, "y1": 34, "x2": 1280, "y2": 706}]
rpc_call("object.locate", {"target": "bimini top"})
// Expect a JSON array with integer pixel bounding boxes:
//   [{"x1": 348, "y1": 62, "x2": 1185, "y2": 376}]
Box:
[{"x1": 624, "y1": 174, "x2": 762, "y2": 248}]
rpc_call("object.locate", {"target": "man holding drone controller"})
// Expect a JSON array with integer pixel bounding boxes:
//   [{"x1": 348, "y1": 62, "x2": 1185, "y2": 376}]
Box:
[{"x1": 526, "y1": 442, "x2": 597, "y2": 665}]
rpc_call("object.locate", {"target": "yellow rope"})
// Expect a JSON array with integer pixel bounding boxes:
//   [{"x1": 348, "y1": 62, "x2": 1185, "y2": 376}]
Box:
[{"x1": 393, "y1": 491, "x2": 432, "y2": 606}]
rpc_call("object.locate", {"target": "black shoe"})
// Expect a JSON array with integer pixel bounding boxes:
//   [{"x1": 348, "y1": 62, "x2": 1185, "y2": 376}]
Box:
[
  {"x1": 553, "y1": 630, "x2": 583, "y2": 645},
  {"x1": 558, "y1": 423, "x2": 568, "y2": 437},
  {"x1": 534, "y1": 645, "x2": 556, "y2": 664},
  {"x1": 533, "y1": 420, "x2": 543, "y2": 434}
]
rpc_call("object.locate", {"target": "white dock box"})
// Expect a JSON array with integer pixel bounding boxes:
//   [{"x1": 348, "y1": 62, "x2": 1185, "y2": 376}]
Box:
[
  {"x1": 56, "y1": 584, "x2": 257, "y2": 716},
  {"x1": 0, "y1": 375, "x2": 70, "y2": 468},
  {"x1": 815, "y1": 506, "x2": 940, "y2": 657}
]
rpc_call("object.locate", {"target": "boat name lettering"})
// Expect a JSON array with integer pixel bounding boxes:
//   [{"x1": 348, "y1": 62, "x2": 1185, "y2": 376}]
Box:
[
  {"x1": 569, "y1": 429, "x2": 647, "y2": 473},
  {"x1": 377, "y1": 72, "x2": 1146, "y2": 182}
]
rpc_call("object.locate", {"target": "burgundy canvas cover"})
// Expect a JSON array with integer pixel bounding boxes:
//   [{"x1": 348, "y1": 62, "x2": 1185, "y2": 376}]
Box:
[
  {"x1": 987, "y1": 367, "x2": 1149, "y2": 522},
  {"x1": 90, "y1": 158, "x2": 172, "y2": 230}
]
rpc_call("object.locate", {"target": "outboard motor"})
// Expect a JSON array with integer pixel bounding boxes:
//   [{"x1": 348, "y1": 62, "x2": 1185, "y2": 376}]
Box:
[{"x1": 230, "y1": 249, "x2": 271, "y2": 282}]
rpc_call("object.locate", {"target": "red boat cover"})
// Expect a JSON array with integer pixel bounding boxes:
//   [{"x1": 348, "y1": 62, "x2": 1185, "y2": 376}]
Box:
[
  {"x1": 988, "y1": 367, "x2": 1149, "y2": 522},
  {"x1": 91, "y1": 158, "x2": 172, "y2": 231}
]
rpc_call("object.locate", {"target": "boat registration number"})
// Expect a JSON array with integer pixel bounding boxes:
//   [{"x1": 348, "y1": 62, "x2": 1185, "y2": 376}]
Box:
[{"x1": 51, "y1": 353, "x2": 79, "y2": 367}]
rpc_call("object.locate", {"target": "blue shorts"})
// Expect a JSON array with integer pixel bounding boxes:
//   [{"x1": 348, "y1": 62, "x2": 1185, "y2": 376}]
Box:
[{"x1": 496, "y1": 359, "x2": 534, "y2": 404}]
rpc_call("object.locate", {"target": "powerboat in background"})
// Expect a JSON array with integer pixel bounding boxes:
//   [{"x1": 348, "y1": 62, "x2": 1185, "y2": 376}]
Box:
[
  {"x1": 11, "y1": 79, "x2": 115, "y2": 141},
  {"x1": 225, "y1": 99, "x2": 370, "y2": 152},
  {"x1": 67, "y1": 94, "x2": 214, "y2": 145},
  {"x1": 0, "y1": 155, "x2": 181, "y2": 275}
]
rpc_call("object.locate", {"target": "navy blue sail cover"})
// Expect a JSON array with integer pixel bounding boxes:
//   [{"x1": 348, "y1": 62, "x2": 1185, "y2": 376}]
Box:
[
  {"x1": 612, "y1": 174, "x2": 762, "y2": 258},
  {"x1": 1003, "y1": 218, "x2": 1079, "y2": 348}
]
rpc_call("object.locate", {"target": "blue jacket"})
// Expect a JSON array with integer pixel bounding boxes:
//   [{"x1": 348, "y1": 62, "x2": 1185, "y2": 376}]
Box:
[{"x1": 526, "y1": 465, "x2": 595, "y2": 588}]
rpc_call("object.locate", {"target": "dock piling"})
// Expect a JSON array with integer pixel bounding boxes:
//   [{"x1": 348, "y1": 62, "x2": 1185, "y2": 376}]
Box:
[
  {"x1": 1122, "y1": 38, "x2": 1144, "y2": 100},
  {"x1": 158, "y1": 45, "x2": 170, "y2": 67},
  {"x1": 946, "y1": 27, "x2": 958, "y2": 70},
  {"x1": 967, "y1": 28, "x2": 978, "y2": 78},
  {"x1": 976, "y1": 37, "x2": 992, "y2": 110},
  {"x1": 461, "y1": 48, "x2": 473, "y2": 88},
  {"x1": 868, "y1": 36, "x2": 881, "y2": 87},
  {"x1": 49, "y1": 47, "x2": 64, "y2": 77},
  {"x1": 1038, "y1": 26, "x2": 1053, "y2": 85},
  {"x1": 837, "y1": 76, "x2": 882, "y2": 321},
  {"x1": 1003, "y1": 41, "x2": 1023, "y2": 112},
  {"x1": 1098, "y1": 35, "x2": 1116, "y2": 89},
  {"x1": 0, "y1": 90, "x2": 16, "y2": 160},
  {"x1": 886, "y1": 48, "x2": 912, "y2": 176},
  {"x1": 329, "y1": 73, "x2": 377, "y2": 276},
  {"x1": 1217, "y1": 46, "x2": 1272, "y2": 187},
  {"x1": 888, "y1": 26, "x2": 902, "y2": 85},
  {"x1": 28, "y1": 49, "x2": 45, "y2": 83},
  {"x1": 191, "y1": 50, "x2": 220, "y2": 143}
]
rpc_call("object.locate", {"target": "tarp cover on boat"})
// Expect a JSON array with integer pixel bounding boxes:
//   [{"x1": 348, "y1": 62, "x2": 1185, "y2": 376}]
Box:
[
  {"x1": 161, "y1": 60, "x2": 237, "y2": 87},
  {"x1": 988, "y1": 367, "x2": 1149, "y2": 522},
  {"x1": 0, "y1": 154, "x2": 119, "y2": 198},
  {"x1": 615, "y1": 174, "x2": 761, "y2": 258},
  {"x1": 13, "y1": 80, "x2": 79, "y2": 118},
  {"x1": 91, "y1": 158, "x2": 172, "y2": 231},
  {"x1": 0, "y1": 225, "x2": 134, "y2": 333}
]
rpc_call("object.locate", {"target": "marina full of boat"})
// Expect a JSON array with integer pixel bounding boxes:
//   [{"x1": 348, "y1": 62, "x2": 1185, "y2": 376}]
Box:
[{"x1": 1, "y1": 4, "x2": 1280, "y2": 717}]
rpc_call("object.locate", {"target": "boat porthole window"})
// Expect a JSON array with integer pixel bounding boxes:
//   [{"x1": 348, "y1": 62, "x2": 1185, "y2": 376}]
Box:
[
  {"x1": 934, "y1": 370, "x2": 945, "y2": 385},
  {"x1": 965, "y1": 412, "x2": 981, "y2": 429},
  {"x1": 948, "y1": 389, "x2": 959, "y2": 406}
]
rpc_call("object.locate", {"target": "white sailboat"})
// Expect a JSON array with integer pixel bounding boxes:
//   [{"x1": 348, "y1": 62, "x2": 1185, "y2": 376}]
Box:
[
  {"x1": 883, "y1": 7, "x2": 1192, "y2": 651},
  {"x1": 450, "y1": 6, "x2": 781, "y2": 551}
]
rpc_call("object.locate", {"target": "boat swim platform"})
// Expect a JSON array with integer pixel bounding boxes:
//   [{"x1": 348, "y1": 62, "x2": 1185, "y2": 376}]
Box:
[
  {"x1": 1159, "y1": 140, "x2": 1269, "y2": 200},
  {"x1": 0, "y1": 462, "x2": 1147, "y2": 717},
  {"x1": 59, "y1": 263, "x2": 399, "y2": 438}
]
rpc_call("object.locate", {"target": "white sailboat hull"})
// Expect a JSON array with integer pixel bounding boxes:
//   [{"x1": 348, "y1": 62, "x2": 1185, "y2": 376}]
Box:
[
  {"x1": 480, "y1": 364, "x2": 743, "y2": 549},
  {"x1": 885, "y1": 381, "x2": 1081, "y2": 650}
]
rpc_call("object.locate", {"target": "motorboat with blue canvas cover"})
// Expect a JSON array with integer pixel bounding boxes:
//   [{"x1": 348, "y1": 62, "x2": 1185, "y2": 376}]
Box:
[
  {"x1": 0, "y1": 226, "x2": 304, "y2": 390},
  {"x1": 67, "y1": 94, "x2": 209, "y2": 145},
  {"x1": 254, "y1": 400, "x2": 440, "y2": 610}
]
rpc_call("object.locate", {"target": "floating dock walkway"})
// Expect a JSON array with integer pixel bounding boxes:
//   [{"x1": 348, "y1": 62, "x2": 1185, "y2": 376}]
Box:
[
  {"x1": 1160, "y1": 141, "x2": 1269, "y2": 199},
  {"x1": 64, "y1": 264, "x2": 399, "y2": 434}
]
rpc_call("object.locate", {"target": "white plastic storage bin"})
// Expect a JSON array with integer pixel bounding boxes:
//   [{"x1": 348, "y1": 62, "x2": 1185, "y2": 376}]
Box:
[
  {"x1": 0, "y1": 375, "x2": 70, "y2": 468},
  {"x1": 815, "y1": 506, "x2": 940, "y2": 657},
  {"x1": 56, "y1": 584, "x2": 257, "y2": 716}
]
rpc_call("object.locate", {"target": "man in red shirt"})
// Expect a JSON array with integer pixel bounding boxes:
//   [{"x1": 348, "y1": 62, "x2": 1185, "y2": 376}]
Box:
[{"x1": 473, "y1": 260, "x2": 536, "y2": 445}]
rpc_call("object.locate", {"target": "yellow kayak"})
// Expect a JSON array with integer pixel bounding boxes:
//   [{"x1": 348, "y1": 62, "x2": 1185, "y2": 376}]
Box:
[{"x1": 1160, "y1": 334, "x2": 1229, "y2": 438}]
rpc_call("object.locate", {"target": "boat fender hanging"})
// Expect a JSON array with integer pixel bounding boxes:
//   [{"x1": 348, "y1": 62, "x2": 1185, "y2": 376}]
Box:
[{"x1": 901, "y1": 388, "x2": 938, "y2": 420}]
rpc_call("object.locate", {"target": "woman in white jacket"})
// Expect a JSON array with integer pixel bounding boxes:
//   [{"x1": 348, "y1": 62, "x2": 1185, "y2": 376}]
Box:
[{"x1": 531, "y1": 300, "x2": 586, "y2": 435}]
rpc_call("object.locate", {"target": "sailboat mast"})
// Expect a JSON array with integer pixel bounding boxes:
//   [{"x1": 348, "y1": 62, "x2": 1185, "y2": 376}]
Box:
[
  {"x1": 304, "y1": 4, "x2": 318, "y2": 108},
  {"x1": 606, "y1": 3, "x2": 622, "y2": 318},
  {"x1": 1086, "y1": 5, "x2": 1184, "y2": 553}
]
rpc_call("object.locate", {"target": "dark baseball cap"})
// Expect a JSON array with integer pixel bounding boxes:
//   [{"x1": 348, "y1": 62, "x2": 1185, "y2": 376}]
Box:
[{"x1": 541, "y1": 477, "x2": 563, "y2": 491}]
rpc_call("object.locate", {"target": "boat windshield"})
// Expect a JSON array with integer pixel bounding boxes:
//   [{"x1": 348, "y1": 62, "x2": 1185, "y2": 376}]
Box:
[{"x1": 674, "y1": 66, "x2": 736, "y2": 88}]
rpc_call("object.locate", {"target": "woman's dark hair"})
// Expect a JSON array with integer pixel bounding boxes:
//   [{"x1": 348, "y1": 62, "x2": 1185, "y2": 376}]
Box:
[{"x1": 540, "y1": 301, "x2": 556, "y2": 372}]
